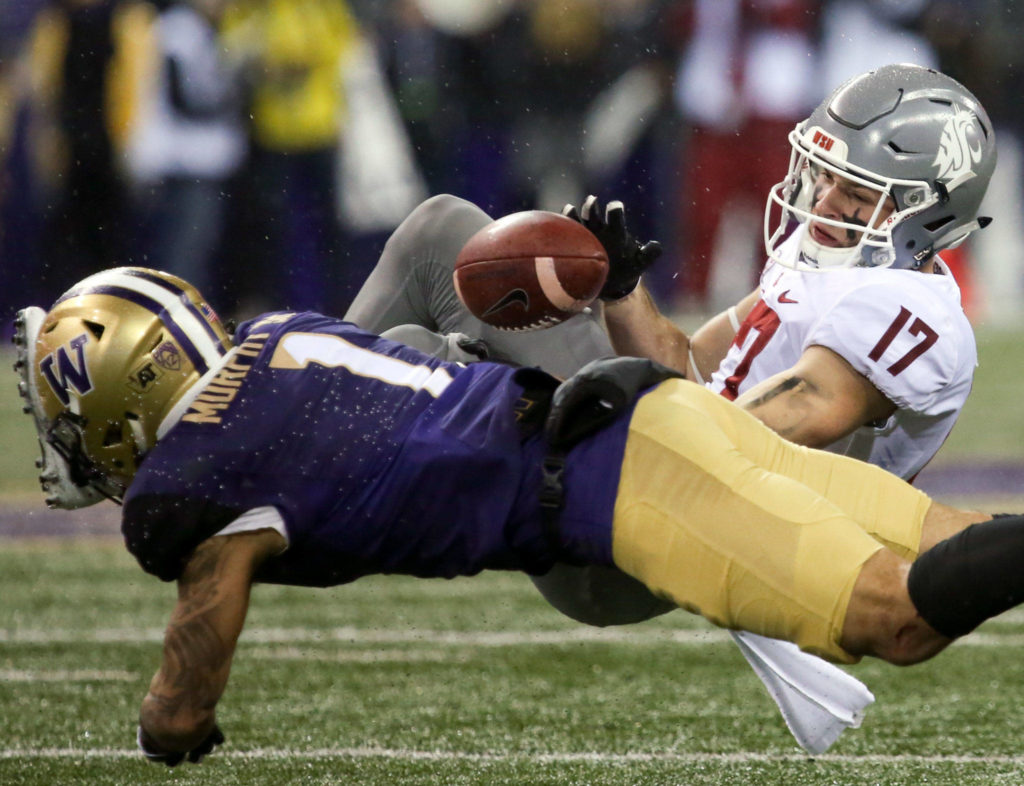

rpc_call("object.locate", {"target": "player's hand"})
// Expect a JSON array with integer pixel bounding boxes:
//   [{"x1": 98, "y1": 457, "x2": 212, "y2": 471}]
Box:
[
  {"x1": 562, "y1": 195, "x2": 662, "y2": 301},
  {"x1": 137, "y1": 723, "x2": 225, "y2": 766}
]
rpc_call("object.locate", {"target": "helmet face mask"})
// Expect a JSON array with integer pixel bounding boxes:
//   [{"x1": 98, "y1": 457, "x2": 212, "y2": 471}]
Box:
[
  {"x1": 763, "y1": 64, "x2": 996, "y2": 272},
  {"x1": 45, "y1": 410, "x2": 129, "y2": 503},
  {"x1": 17, "y1": 268, "x2": 233, "y2": 508}
]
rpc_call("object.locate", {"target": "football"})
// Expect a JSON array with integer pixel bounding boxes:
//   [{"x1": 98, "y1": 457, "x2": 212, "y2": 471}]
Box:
[{"x1": 453, "y1": 211, "x2": 609, "y2": 331}]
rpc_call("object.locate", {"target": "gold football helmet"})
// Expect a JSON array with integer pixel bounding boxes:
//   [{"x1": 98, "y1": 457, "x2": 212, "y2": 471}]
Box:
[{"x1": 15, "y1": 268, "x2": 233, "y2": 508}]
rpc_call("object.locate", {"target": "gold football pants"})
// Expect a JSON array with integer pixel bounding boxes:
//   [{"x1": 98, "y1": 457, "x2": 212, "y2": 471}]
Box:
[{"x1": 611, "y1": 380, "x2": 932, "y2": 663}]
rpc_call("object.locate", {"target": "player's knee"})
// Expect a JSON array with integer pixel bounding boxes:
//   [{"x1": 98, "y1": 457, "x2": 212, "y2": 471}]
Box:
[
  {"x1": 405, "y1": 194, "x2": 467, "y2": 228},
  {"x1": 416, "y1": 193, "x2": 479, "y2": 221},
  {"x1": 388, "y1": 194, "x2": 489, "y2": 268}
]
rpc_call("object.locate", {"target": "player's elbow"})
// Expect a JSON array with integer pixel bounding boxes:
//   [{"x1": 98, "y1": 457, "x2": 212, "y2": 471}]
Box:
[
  {"x1": 776, "y1": 397, "x2": 859, "y2": 448},
  {"x1": 794, "y1": 421, "x2": 849, "y2": 449},
  {"x1": 868, "y1": 619, "x2": 952, "y2": 667},
  {"x1": 745, "y1": 403, "x2": 850, "y2": 449}
]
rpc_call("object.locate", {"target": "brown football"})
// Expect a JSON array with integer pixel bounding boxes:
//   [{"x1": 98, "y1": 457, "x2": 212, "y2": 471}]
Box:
[{"x1": 453, "y1": 211, "x2": 609, "y2": 331}]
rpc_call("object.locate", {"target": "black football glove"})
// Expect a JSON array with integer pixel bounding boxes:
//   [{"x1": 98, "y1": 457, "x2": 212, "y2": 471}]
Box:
[
  {"x1": 138, "y1": 723, "x2": 225, "y2": 766},
  {"x1": 562, "y1": 195, "x2": 663, "y2": 301}
]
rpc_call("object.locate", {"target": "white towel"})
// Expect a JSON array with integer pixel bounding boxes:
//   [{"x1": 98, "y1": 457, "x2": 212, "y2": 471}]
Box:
[{"x1": 731, "y1": 631, "x2": 875, "y2": 755}]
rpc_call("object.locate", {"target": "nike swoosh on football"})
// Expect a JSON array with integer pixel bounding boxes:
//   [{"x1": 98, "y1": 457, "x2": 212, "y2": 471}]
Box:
[
  {"x1": 777, "y1": 290, "x2": 799, "y2": 304},
  {"x1": 483, "y1": 288, "x2": 530, "y2": 317}
]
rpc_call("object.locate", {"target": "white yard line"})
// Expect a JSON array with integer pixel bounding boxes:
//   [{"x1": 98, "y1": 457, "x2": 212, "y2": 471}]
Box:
[
  {"x1": 0, "y1": 627, "x2": 733, "y2": 645},
  {"x1": 988, "y1": 607, "x2": 1024, "y2": 623},
  {"x1": 2, "y1": 626, "x2": 1023, "y2": 647},
  {"x1": 246, "y1": 646, "x2": 471, "y2": 663},
  {"x1": 2, "y1": 746, "x2": 1024, "y2": 765},
  {"x1": 0, "y1": 669, "x2": 135, "y2": 682}
]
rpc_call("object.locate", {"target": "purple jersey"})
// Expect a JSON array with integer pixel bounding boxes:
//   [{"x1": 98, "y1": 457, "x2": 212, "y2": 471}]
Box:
[{"x1": 122, "y1": 313, "x2": 630, "y2": 585}]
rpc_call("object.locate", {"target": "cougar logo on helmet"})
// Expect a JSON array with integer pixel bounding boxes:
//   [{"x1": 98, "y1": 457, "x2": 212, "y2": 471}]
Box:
[
  {"x1": 934, "y1": 106, "x2": 984, "y2": 182},
  {"x1": 764, "y1": 64, "x2": 996, "y2": 271},
  {"x1": 39, "y1": 334, "x2": 94, "y2": 406}
]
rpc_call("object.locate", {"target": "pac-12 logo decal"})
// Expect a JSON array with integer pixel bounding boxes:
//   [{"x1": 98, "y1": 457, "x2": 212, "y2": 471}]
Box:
[
  {"x1": 152, "y1": 340, "x2": 181, "y2": 371},
  {"x1": 934, "y1": 106, "x2": 983, "y2": 182},
  {"x1": 40, "y1": 333, "x2": 93, "y2": 405}
]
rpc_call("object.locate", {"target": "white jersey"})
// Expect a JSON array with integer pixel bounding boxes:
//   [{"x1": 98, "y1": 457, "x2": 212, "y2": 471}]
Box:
[
  {"x1": 709, "y1": 229, "x2": 977, "y2": 480},
  {"x1": 127, "y1": 5, "x2": 246, "y2": 183}
]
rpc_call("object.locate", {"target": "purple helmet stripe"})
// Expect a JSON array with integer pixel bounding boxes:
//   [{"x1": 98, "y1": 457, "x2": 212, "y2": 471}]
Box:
[
  {"x1": 55, "y1": 285, "x2": 211, "y2": 374},
  {"x1": 121, "y1": 269, "x2": 227, "y2": 351}
]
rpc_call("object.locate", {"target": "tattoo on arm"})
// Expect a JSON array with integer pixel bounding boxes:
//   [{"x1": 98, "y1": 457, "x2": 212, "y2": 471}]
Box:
[
  {"x1": 741, "y1": 375, "x2": 829, "y2": 442},
  {"x1": 141, "y1": 530, "x2": 282, "y2": 750},
  {"x1": 150, "y1": 539, "x2": 240, "y2": 719},
  {"x1": 742, "y1": 376, "x2": 806, "y2": 409}
]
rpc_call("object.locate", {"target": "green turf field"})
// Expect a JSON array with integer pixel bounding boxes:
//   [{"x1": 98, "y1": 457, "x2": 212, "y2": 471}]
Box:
[
  {"x1": 3, "y1": 542, "x2": 1024, "y2": 785},
  {"x1": 929, "y1": 325, "x2": 1024, "y2": 462}
]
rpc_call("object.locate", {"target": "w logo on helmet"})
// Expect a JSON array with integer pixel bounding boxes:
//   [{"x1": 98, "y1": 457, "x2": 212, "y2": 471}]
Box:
[
  {"x1": 40, "y1": 334, "x2": 94, "y2": 406},
  {"x1": 934, "y1": 106, "x2": 984, "y2": 183}
]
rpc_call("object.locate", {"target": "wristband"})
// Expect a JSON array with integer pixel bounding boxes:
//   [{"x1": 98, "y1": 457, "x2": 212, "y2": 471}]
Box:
[
  {"x1": 727, "y1": 305, "x2": 741, "y2": 333},
  {"x1": 602, "y1": 276, "x2": 642, "y2": 304},
  {"x1": 688, "y1": 347, "x2": 706, "y2": 386}
]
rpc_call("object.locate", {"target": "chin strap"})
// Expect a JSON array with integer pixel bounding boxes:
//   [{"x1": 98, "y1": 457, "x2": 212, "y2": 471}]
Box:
[{"x1": 13, "y1": 307, "x2": 106, "y2": 509}]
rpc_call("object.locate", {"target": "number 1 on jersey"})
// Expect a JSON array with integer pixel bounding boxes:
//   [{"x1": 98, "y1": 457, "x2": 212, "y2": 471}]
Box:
[{"x1": 868, "y1": 306, "x2": 939, "y2": 376}]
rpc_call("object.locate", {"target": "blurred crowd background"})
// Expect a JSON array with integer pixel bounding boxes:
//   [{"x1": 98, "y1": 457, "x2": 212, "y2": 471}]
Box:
[{"x1": 1, "y1": 0, "x2": 1023, "y2": 334}]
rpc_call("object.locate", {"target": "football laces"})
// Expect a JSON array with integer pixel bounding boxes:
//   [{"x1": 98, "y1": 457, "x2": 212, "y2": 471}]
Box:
[
  {"x1": 13, "y1": 307, "x2": 105, "y2": 509},
  {"x1": 496, "y1": 315, "x2": 566, "y2": 333}
]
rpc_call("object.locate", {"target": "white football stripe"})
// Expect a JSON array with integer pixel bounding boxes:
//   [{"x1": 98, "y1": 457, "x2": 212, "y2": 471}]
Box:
[{"x1": 535, "y1": 257, "x2": 588, "y2": 312}]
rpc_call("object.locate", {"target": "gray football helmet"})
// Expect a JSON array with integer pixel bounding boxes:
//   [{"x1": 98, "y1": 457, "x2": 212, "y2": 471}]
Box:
[{"x1": 765, "y1": 63, "x2": 996, "y2": 270}]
